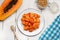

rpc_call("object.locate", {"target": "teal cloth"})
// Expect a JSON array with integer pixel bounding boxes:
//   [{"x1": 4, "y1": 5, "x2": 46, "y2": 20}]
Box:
[{"x1": 39, "y1": 15, "x2": 60, "y2": 40}]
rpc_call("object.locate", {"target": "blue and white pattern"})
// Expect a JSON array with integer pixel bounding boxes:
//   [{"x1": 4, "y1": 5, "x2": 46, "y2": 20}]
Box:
[{"x1": 39, "y1": 15, "x2": 60, "y2": 40}]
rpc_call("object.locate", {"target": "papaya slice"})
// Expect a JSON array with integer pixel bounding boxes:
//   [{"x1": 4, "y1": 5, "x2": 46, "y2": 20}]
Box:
[{"x1": 0, "y1": 0, "x2": 23, "y2": 21}]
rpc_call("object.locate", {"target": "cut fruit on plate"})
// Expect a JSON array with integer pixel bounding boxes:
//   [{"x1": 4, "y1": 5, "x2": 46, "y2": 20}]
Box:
[
  {"x1": 17, "y1": 8, "x2": 45, "y2": 37},
  {"x1": 21, "y1": 12, "x2": 40, "y2": 32},
  {"x1": 0, "y1": 0, "x2": 23, "y2": 21}
]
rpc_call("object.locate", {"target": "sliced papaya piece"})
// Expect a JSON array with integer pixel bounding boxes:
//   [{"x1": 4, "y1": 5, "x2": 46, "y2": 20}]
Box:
[{"x1": 0, "y1": 0, "x2": 23, "y2": 21}]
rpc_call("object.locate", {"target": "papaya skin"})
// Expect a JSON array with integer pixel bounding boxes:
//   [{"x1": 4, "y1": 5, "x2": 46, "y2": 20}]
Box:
[{"x1": 0, "y1": 0, "x2": 23, "y2": 21}]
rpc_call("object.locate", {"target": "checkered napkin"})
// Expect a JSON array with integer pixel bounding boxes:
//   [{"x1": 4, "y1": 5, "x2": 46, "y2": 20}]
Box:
[{"x1": 39, "y1": 15, "x2": 60, "y2": 40}]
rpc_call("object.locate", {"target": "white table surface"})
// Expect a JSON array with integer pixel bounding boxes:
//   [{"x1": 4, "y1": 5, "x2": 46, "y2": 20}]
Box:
[{"x1": 0, "y1": 0, "x2": 60, "y2": 40}]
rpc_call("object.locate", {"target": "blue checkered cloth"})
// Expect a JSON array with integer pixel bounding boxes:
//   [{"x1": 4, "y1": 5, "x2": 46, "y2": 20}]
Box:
[{"x1": 39, "y1": 15, "x2": 60, "y2": 40}]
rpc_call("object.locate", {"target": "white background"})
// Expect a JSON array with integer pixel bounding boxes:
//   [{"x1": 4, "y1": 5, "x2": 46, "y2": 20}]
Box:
[{"x1": 0, "y1": 0, "x2": 60, "y2": 40}]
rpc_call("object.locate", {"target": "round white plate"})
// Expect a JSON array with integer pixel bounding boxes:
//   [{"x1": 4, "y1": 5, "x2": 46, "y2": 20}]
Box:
[{"x1": 17, "y1": 8, "x2": 45, "y2": 37}]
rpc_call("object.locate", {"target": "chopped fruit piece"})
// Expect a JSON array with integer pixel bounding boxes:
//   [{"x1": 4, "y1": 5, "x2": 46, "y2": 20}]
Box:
[{"x1": 24, "y1": 26, "x2": 29, "y2": 31}]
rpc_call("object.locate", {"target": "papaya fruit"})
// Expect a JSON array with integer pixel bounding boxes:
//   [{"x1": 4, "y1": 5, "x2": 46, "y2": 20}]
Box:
[{"x1": 0, "y1": 0, "x2": 23, "y2": 21}]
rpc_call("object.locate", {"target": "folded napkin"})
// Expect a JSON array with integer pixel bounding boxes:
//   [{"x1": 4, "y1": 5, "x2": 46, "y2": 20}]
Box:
[{"x1": 39, "y1": 15, "x2": 60, "y2": 40}]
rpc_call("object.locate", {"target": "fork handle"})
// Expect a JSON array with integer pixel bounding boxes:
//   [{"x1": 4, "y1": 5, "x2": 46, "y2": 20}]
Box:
[{"x1": 14, "y1": 32, "x2": 18, "y2": 40}]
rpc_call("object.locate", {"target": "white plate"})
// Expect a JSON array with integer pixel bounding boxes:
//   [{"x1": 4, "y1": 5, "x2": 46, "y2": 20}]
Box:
[{"x1": 17, "y1": 8, "x2": 45, "y2": 37}]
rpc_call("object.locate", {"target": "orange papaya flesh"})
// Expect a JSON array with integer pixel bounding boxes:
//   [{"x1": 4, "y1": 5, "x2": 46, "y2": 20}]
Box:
[
  {"x1": 0, "y1": 0, "x2": 23, "y2": 21},
  {"x1": 1, "y1": 0, "x2": 12, "y2": 10}
]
